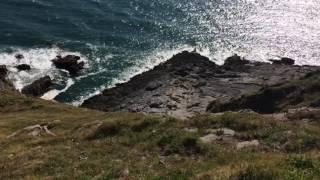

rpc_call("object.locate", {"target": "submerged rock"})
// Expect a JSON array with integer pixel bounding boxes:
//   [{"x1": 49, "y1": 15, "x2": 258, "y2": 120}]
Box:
[
  {"x1": 82, "y1": 51, "x2": 320, "y2": 119},
  {"x1": 52, "y1": 55, "x2": 84, "y2": 75},
  {"x1": 21, "y1": 76, "x2": 54, "y2": 97},
  {"x1": 15, "y1": 64, "x2": 31, "y2": 71},
  {"x1": 15, "y1": 54, "x2": 24, "y2": 60}
]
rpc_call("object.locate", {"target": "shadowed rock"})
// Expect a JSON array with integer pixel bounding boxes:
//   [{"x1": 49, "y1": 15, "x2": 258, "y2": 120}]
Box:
[
  {"x1": 207, "y1": 71, "x2": 320, "y2": 114},
  {"x1": 0, "y1": 65, "x2": 14, "y2": 91},
  {"x1": 15, "y1": 64, "x2": 31, "y2": 71},
  {"x1": 21, "y1": 76, "x2": 54, "y2": 97},
  {"x1": 52, "y1": 55, "x2": 84, "y2": 75},
  {"x1": 82, "y1": 51, "x2": 320, "y2": 119},
  {"x1": 223, "y1": 54, "x2": 251, "y2": 71}
]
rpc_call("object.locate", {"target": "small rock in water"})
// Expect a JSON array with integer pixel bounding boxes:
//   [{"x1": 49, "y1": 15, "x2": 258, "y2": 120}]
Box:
[
  {"x1": 15, "y1": 54, "x2": 24, "y2": 60},
  {"x1": 52, "y1": 55, "x2": 84, "y2": 75},
  {"x1": 15, "y1": 64, "x2": 31, "y2": 71}
]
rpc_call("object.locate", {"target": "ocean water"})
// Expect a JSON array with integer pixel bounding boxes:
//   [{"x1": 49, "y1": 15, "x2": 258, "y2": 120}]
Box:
[{"x1": 1, "y1": 0, "x2": 320, "y2": 105}]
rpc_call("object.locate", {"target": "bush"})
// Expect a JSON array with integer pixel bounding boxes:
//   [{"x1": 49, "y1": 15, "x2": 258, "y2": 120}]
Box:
[
  {"x1": 157, "y1": 134, "x2": 204, "y2": 156},
  {"x1": 284, "y1": 155, "x2": 320, "y2": 180},
  {"x1": 232, "y1": 165, "x2": 279, "y2": 180},
  {"x1": 131, "y1": 117, "x2": 160, "y2": 132},
  {"x1": 86, "y1": 122, "x2": 121, "y2": 140}
]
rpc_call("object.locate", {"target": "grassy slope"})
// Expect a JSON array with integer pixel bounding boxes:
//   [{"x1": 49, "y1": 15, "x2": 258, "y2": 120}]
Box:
[{"x1": 0, "y1": 91, "x2": 320, "y2": 179}]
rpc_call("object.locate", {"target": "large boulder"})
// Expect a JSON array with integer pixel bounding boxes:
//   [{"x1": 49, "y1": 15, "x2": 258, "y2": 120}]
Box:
[
  {"x1": 52, "y1": 55, "x2": 84, "y2": 75},
  {"x1": 21, "y1": 76, "x2": 54, "y2": 97}
]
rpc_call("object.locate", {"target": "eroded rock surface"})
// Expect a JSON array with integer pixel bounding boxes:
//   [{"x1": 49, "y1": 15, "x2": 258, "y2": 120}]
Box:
[{"x1": 82, "y1": 51, "x2": 320, "y2": 118}]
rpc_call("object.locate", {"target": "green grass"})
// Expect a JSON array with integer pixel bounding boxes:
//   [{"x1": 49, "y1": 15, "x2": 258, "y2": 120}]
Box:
[{"x1": 0, "y1": 91, "x2": 320, "y2": 179}]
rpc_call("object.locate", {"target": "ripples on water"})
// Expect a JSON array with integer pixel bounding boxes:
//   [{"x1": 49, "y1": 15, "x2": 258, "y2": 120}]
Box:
[{"x1": 0, "y1": 0, "x2": 320, "y2": 104}]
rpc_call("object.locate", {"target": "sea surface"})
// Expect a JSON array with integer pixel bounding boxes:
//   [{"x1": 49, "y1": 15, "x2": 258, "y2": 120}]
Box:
[{"x1": 1, "y1": 0, "x2": 320, "y2": 105}]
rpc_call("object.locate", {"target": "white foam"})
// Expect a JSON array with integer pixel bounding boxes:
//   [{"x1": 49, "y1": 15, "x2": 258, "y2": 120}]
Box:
[
  {"x1": 41, "y1": 78, "x2": 75, "y2": 100},
  {"x1": 0, "y1": 47, "x2": 88, "y2": 99},
  {"x1": 71, "y1": 84, "x2": 106, "y2": 106}
]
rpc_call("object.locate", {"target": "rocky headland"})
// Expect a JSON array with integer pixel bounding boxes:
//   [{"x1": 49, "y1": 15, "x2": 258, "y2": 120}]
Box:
[
  {"x1": 1, "y1": 51, "x2": 320, "y2": 179},
  {"x1": 82, "y1": 51, "x2": 320, "y2": 119}
]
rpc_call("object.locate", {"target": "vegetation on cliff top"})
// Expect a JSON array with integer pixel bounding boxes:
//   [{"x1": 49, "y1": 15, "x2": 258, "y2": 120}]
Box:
[{"x1": 0, "y1": 91, "x2": 320, "y2": 179}]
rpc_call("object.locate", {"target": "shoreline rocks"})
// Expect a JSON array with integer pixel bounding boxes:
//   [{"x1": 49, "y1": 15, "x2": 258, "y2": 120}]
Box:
[
  {"x1": 207, "y1": 71, "x2": 320, "y2": 114},
  {"x1": 82, "y1": 51, "x2": 320, "y2": 119},
  {"x1": 52, "y1": 55, "x2": 84, "y2": 75},
  {"x1": 15, "y1": 64, "x2": 31, "y2": 71},
  {"x1": 21, "y1": 76, "x2": 54, "y2": 97}
]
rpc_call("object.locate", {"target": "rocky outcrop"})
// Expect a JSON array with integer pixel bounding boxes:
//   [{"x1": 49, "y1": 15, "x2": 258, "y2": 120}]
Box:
[
  {"x1": 0, "y1": 65, "x2": 14, "y2": 91},
  {"x1": 21, "y1": 76, "x2": 54, "y2": 97},
  {"x1": 52, "y1": 55, "x2": 84, "y2": 75},
  {"x1": 207, "y1": 71, "x2": 320, "y2": 113},
  {"x1": 82, "y1": 51, "x2": 320, "y2": 119}
]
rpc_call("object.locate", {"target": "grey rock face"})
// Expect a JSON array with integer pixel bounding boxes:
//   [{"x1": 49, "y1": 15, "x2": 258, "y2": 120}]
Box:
[
  {"x1": 21, "y1": 76, "x2": 54, "y2": 97},
  {"x1": 82, "y1": 51, "x2": 320, "y2": 119}
]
